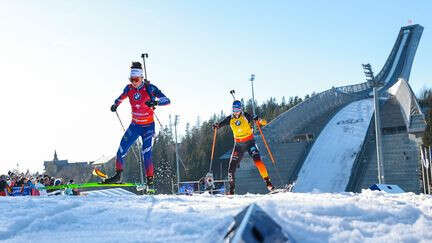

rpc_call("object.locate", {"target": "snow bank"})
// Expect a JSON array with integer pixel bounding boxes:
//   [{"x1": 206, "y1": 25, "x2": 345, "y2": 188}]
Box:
[{"x1": 1, "y1": 191, "x2": 432, "y2": 242}]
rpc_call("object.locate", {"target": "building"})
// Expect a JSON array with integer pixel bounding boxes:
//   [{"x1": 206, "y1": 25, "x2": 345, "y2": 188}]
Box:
[{"x1": 43, "y1": 150, "x2": 93, "y2": 180}]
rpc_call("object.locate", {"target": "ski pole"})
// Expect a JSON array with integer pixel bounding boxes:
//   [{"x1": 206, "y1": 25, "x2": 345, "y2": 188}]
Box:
[
  {"x1": 255, "y1": 121, "x2": 276, "y2": 165},
  {"x1": 153, "y1": 111, "x2": 163, "y2": 127},
  {"x1": 141, "y1": 53, "x2": 163, "y2": 128},
  {"x1": 115, "y1": 111, "x2": 145, "y2": 186},
  {"x1": 115, "y1": 110, "x2": 127, "y2": 131},
  {"x1": 209, "y1": 127, "x2": 218, "y2": 172},
  {"x1": 256, "y1": 120, "x2": 284, "y2": 187}
]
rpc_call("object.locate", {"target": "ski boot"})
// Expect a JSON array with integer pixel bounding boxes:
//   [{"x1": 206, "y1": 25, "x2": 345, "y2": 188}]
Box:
[
  {"x1": 102, "y1": 170, "x2": 122, "y2": 184},
  {"x1": 226, "y1": 187, "x2": 235, "y2": 195},
  {"x1": 146, "y1": 176, "x2": 156, "y2": 195},
  {"x1": 265, "y1": 178, "x2": 275, "y2": 192}
]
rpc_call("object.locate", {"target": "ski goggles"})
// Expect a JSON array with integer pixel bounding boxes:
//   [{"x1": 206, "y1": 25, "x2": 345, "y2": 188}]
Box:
[
  {"x1": 130, "y1": 68, "x2": 143, "y2": 78},
  {"x1": 233, "y1": 108, "x2": 242, "y2": 113},
  {"x1": 130, "y1": 77, "x2": 141, "y2": 83}
]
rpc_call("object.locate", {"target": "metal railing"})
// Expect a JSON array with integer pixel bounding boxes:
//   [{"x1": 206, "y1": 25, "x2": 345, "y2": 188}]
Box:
[
  {"x1": 172, "y1": 179, "x2": 229, "y2": 194},
  {"x1": 388, "y1": 78, "x2": 425, "y2": 132},
  {"x1": 264, "y1": 87, "x2": 363, "y2": 143}
]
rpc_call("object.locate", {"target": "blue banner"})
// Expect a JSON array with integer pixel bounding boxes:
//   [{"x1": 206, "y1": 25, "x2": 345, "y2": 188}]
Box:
[{"x1": 11, "y1": 186, "x2": 32, "y2": 196}]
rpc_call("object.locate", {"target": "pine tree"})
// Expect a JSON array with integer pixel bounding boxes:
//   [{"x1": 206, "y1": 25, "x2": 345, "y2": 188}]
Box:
[
  {"x1": 419, "y1": 88, "x2": 432, "y2": 146},
  {"x1": 152, "y1": 127, "x2": 176, "y2": 193}
]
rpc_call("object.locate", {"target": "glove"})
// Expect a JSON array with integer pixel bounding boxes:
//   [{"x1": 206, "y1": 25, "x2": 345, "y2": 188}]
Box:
[
  {"x1": 212, "y1": 123, "x2": 220, "y2": 129},
  {"x1": 110, "y1": 104, "x2": 118, "y2": 112},
  {"x1": 253, "y1": 115, "x2": 259, "y2": 121},
  {"x1": 145, "y1": 100, "x2": 158, "y2": 108}
]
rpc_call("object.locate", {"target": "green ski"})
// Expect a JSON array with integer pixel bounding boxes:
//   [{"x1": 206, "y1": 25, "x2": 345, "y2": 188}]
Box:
[{"x1": 44, "y1": 182, "x2": 145, "y2": 191}]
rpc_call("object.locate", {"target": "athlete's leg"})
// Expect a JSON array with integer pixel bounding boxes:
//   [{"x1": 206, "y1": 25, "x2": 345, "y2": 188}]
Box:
[
  {"x1": 247, "y1": 141, "x2": 269, "y2": 180},
  {"x1": 140, "y1": 123, "x2": 155, "y2": 178},
  {"x1": 247, "y1": 141, "x2": 275, "y2": 191},
  {"x1": 115, "y1": 123, "x2": 140, "y2": 171},
  {"x1": 227, "y1": 143, "x2": 245, "y2": 194}
]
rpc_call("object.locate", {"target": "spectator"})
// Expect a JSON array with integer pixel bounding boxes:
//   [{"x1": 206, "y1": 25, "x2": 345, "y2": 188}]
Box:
[
  {"x1": 35, "y1": 179, "x2": 47, "y2": 196},
  {"x1": 0, "y1": 175, "x2": 9, "y2": 196},
  {"x1": 2, "y1": 170, "x2": 80, "y2": 196}
]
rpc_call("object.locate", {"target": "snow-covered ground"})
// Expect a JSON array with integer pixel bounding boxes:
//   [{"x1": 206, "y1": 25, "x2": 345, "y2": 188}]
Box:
[
  {"x1": 1, "y1": 190, "x2": 432, "y2": 243},
  {"x1": 294, "y1": 99, "x2": 374, "y2": 193}
]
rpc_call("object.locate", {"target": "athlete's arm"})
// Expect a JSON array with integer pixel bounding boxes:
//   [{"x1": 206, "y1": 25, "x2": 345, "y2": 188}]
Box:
[
  {"x1": 243, "y1": 112, "x2": 253, "y2": 124},
  {"x1": 217, "y1": 115, "x2": 231, "y2": 128},
  {"x1": 114, "y1": 85, "x2": 130, "y2": 106},
  {"x1": 149, "y1": 84, "x2": 170, "y2": 106}
]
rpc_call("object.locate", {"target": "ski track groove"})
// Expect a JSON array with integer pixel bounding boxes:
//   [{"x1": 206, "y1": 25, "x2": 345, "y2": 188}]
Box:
[{"x1": 144, "y1": 196, "x2": 156, "y2": 222}]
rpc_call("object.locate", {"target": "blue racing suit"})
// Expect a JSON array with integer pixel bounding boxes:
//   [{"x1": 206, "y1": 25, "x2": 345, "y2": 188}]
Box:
[{"x1": 114, "y1": 82, "x2": 170, "y2": 177}]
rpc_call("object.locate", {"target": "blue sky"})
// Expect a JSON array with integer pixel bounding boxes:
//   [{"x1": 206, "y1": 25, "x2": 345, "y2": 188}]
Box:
[{"x1": 0, "y1": 1, "x2": 431, "y2": 174}]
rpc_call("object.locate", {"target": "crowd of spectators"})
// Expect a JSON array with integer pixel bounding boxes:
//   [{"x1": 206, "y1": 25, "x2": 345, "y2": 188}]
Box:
[{"x1": 0, "y1": 171, "x2": 80, "y2": 196}]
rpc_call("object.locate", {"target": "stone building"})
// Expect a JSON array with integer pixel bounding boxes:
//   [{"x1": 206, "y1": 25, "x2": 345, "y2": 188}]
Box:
[{"x1": 43, "y1": 151, "x2": 94, "y2": 182}]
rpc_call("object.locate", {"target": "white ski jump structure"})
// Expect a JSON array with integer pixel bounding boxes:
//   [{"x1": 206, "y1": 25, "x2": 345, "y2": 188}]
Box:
[{"x1": 294, "y1": 99, "x2": 374, "y2": 192}]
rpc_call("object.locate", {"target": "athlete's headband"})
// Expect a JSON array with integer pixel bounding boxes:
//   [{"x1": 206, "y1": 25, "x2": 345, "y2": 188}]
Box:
[{"x1": 130, "y1": 68, "x2": 143, "y2": 78}]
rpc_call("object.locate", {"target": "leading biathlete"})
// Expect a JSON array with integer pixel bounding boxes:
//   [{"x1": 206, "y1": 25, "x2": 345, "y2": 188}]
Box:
[{"x1": 104, "y1": 62, "x2": 170, "y2": 188}]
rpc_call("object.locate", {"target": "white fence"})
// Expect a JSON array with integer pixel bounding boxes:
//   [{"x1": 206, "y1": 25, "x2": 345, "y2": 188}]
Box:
[{"x1": 388, "y1": 78, "x2": 426, "y2": 133}]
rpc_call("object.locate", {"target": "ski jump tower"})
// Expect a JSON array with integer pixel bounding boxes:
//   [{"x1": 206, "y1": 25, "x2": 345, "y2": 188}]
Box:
[{"x1": 235, "y1": 24, "x2": 426, "y2": 194}]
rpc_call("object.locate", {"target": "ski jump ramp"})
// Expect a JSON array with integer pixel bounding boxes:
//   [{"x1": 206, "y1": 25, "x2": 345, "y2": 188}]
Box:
[{"x1": 294, "y1": 99, "x2": 374, "y2": 192}]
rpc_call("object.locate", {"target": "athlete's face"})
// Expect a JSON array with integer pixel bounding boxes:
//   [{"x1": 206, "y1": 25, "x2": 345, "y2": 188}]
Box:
[
  {"x1": 130, "y1": 76, "x2": 143, "y2": 88},
  {"x1": 233, "y1": 111, "x2": 241, "y2": 118}
]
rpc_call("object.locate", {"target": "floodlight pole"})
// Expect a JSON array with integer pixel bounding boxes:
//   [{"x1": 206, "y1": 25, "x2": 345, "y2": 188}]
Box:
[
  {"x1": 373, "y1": 84, "x2": 385, "y2": 184},
  {"x1": 363, "y1": 63, "x2": 385, "y2": 184}
]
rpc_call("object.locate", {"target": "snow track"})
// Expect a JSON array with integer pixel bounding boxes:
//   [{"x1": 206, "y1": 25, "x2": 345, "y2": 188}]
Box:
[{"x1": 2, "y1": 191, "x2": 432, "y2": 242}]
